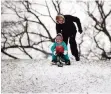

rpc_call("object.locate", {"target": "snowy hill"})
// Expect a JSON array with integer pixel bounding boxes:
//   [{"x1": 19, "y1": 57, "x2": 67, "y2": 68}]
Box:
[{"x1": 1, "y1": 58, "x2": 111, "y2": 94}]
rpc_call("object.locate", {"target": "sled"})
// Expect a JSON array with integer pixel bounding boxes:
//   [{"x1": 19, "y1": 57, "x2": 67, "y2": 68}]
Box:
[
  {"x1": 56, "y1": 53, "x2": 71, "y2": 67},
  {"x1": 51, "y1": 53, "x2": 64, "y2": 67},
  {"x1": 56, "y1": 53, "x2": 64, "y2": 67}
]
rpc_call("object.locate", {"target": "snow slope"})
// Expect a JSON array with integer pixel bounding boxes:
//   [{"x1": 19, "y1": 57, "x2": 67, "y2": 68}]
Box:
[{"x1": 1, "y1": 58, "x2": 111, "y2": 94}]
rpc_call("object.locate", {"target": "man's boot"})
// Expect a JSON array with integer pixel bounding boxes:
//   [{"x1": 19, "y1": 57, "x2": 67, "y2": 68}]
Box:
[{"x1": 75, "y1": 56, "x2": 80, "y2": 61}]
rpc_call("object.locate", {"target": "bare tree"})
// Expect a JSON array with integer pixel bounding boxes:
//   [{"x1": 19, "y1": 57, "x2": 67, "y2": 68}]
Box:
[
  {"x1": 1, "y1": 0, "x2": 57, "y2": 59},
  {"x1": 78, "y1": 1, "x2": 111, "y2": 60}
]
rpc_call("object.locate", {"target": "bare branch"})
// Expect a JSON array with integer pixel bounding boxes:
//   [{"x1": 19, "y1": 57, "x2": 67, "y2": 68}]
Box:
[
  {"x1": 22, "y1": 1, "x2": 53, "y2": 40},
  {"x1": 1, "y1": 49, "x2": 18, "y2": 59},
  {"x1": 45, "y1": 0, "x2": 56, "y2": 23}
]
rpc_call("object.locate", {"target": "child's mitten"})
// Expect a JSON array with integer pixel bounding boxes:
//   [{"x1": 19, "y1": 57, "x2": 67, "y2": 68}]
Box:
[
  {"x1": 64, "y1": 50, "x2": 68, "y2": 55},
  {"x1": 53, "y1": 51, "x2": 56, "y2": 56}
]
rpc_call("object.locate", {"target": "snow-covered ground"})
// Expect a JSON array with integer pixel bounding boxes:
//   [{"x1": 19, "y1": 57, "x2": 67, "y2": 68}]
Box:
[{"x1": 1, "y1": 58, "x2": 111, "y2": 94}]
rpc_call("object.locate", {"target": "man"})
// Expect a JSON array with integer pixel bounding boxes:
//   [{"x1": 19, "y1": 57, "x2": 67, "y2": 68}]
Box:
[{"x1": 56, "y1": 15, "x2": 83, "y2": 61}]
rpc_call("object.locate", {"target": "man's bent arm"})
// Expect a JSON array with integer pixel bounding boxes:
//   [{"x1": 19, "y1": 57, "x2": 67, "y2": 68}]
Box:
[{"x1": 68, "y1": 15, "x2": 83, "y2": 34}]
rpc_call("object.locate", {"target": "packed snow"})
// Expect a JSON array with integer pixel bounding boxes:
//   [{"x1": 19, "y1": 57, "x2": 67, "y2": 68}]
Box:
[{"x1": 1, "y1": 58, "x2": 111, "y2": 94}]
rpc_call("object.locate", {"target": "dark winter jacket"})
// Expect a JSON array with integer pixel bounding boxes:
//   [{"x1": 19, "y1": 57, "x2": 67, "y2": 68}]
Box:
[{"x1": 56, "y1": 15, "x2": 83, "y2": 37}]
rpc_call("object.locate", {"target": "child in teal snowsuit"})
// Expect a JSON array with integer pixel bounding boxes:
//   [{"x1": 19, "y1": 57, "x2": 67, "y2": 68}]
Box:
[{"x1": 51, "y1": 33, "x2": 70, "y2": 65}]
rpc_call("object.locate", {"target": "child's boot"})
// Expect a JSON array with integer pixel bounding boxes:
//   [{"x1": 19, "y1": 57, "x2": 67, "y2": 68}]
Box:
[
  {"x1": 65, "y1": 60, "x2": 71, "y2": 65},
  {"x1": 51, "y1": 60, "x2": 57, "y2": 65}
]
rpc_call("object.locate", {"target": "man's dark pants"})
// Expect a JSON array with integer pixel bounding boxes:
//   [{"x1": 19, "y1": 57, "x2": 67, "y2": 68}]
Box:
[{"x1": 63, "y1": 34, "x2": 79, "y2": 60}]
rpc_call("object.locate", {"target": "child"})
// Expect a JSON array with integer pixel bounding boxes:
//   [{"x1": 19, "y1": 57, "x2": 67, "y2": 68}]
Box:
[{"x1": 51, "y1": 33, "x2": 70, "y2": 65}]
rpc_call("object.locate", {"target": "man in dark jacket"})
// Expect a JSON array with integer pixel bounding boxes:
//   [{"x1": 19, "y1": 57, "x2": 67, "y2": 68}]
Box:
[{"x1": 56, "y1": 15, "x2": 83, "y2": 61}]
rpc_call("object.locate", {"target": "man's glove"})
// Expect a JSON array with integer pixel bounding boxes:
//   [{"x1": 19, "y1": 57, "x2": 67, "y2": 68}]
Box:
[
  {"x1": 79, "y1": 30, "x2": 83, "y2": 34},
  {"x1": 64, "y1": 50, "x2": 68, "y2": 55},
  {"x1": 53, "y1": 51, "x2": 56, "y2": 56}
]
